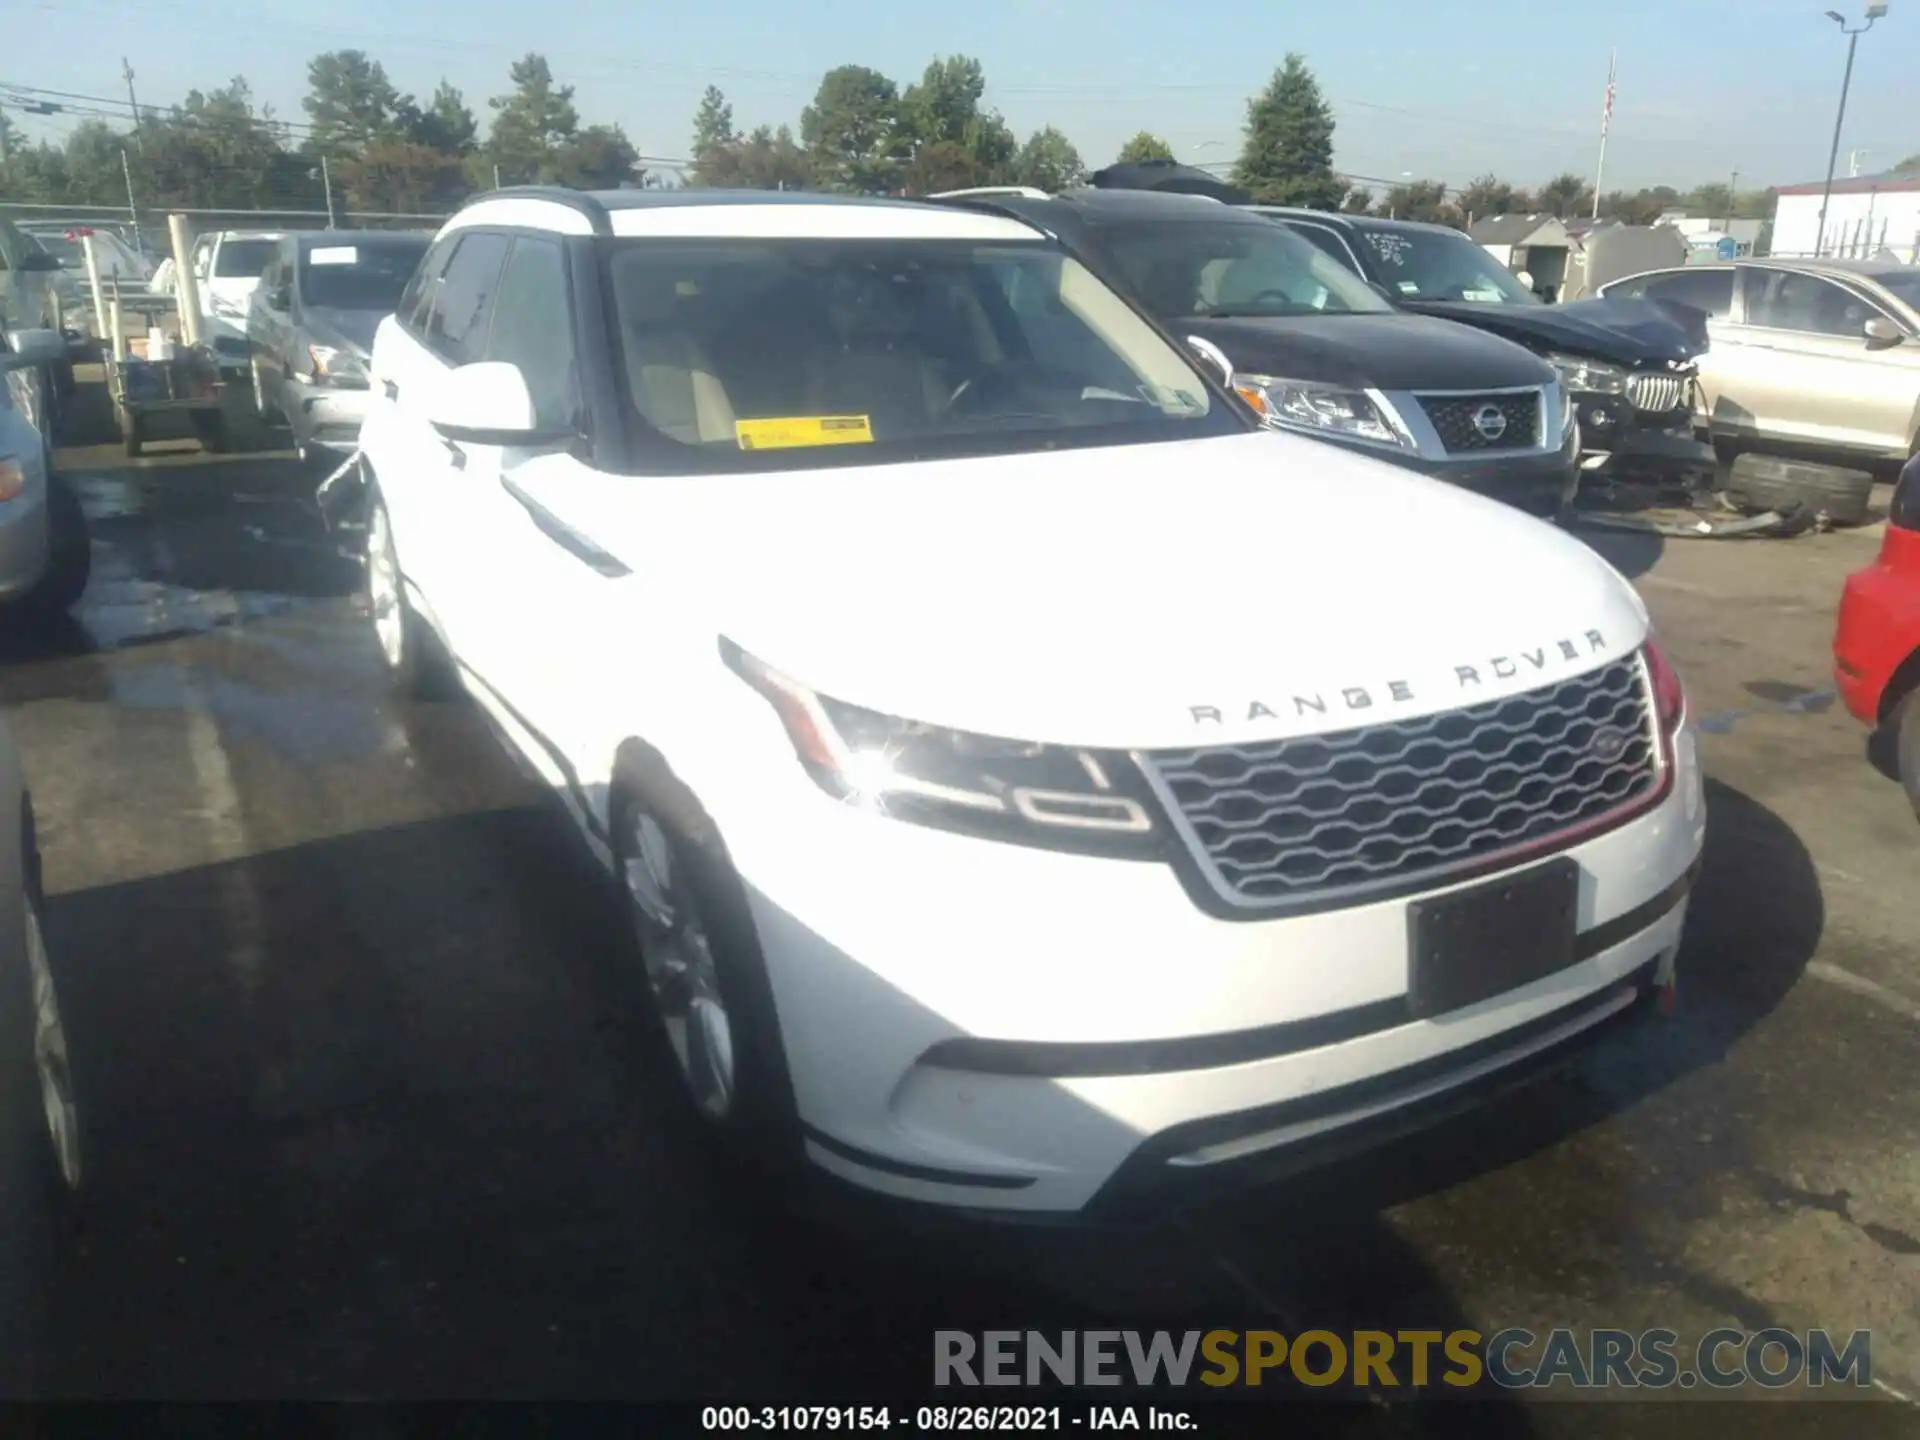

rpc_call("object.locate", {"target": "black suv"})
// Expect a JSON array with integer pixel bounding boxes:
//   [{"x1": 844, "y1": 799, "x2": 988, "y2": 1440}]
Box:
[
  {"x1": 931, "y1": 187, "x2": 1578, "y2": 517},
  {"x1": 1248, "y1": 208, "x2": 1716, "y2": 484}
]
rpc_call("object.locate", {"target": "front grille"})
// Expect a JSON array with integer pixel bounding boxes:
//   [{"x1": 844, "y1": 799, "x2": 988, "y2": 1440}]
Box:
[
  {"x1": 1416, "y1": 391, "x2": 1542, "y2": 452},
  {"x1": 1145, "y1": 657, "x2": 1661, "y2": 910},
  {"x1": 1627, "y1": 373, "x2": 1688, "y2": 413}
]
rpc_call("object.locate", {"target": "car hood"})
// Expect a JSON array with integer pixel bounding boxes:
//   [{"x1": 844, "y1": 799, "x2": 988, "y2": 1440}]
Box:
[
  {"x1": 516, "y1": 431, "x2": 1648, "y2": 749},
  {"x1": 1179, "y1": 312, "x2": 1552, "y2": 391},
  {"x1": 305, "y1": 306, "x2": 380, "y2": 358},
  {"x1": 1402, "y1": 297, "x2": 1708, "y2": 365}
]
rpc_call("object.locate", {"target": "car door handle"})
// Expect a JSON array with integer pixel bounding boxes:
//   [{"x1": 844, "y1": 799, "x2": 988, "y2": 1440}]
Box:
[
  {"x1": 441, "y1": 437, "x2": 465, "y2": 471},
  {"x1": 382, "y1": 378, "x2": 398, "y2": 400}
]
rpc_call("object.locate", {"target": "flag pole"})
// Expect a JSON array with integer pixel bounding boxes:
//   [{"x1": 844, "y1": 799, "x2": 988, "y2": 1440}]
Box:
[{"x1": 1592, "y1": 49, "x2": 1616, "y2": 220}]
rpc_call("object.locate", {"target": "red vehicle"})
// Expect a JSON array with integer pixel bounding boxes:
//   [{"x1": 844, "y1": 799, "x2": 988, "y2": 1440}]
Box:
[{"x1": 1836, "y1": 452, "x2": 1920, "y2": 815}]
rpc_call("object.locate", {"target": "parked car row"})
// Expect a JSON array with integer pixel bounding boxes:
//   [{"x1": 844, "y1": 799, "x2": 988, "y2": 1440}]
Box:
[{"x1": 343, "y1": 184, "x2": 1707, "y2": 1218}]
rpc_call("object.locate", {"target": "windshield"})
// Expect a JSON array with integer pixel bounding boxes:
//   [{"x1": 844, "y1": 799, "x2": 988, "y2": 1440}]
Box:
[
  {"x1": 1091, "y1": 219, "x2": 1391, "y2": 320},
  {"x1": 603, "y1": 237, "x2": 1243, "y2": 473},
  {"x1": 1353, "y1": 226, "x2": 1540, "y2": 305},
  {"x1": 300, "y1": 237, "x2": 430, "y2": 311},
  {"x1": 25, "y1": 233, "x2": 84, "y2": 268},
  {"x1": 1872, "y1": 270, "x2": 1920, "y2": 314},
  {"x1": 214, "y1": 238, "x2": 280, "y2": 278}
]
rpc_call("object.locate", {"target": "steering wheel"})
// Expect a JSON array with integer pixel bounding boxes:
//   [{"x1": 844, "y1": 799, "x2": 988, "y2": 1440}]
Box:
[{"x1": 945, "y1": 361, "x2": 1078, "y2": 420}]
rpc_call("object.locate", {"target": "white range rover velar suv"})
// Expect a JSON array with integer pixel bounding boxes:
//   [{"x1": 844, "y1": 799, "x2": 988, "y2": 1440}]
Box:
[{"x1": 356, "y1": 187, "x2": 1707, "y2": 1217}]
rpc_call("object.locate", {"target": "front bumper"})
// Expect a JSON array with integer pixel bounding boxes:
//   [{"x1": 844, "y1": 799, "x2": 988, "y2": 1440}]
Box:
[
  {"x1": 1834, "y1": 528, "x2": 1920, "y2": 724},
  {"x1": 728, "y1": 722, "x2": 1708, "y2": 1215},
  {"x1": 1320, "y1": 422, "x2": 1580, "y2": 518},
  {"x1": 1572, "y1": 389, "x2": 1713, "y2": 479},
  {"x1": 284, "y1": 377, "x2": 370, "y2": 453}
]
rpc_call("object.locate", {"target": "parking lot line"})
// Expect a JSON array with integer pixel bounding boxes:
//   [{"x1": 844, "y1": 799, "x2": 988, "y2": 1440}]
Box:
[{"x1": 1805, "y1": 961, "x2": 1920, "y2": 1026}]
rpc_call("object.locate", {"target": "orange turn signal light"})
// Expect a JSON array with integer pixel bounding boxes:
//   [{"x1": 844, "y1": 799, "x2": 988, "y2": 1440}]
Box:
[{"x1": 0, "y1": 457, "x2": 24, "y2": 503}]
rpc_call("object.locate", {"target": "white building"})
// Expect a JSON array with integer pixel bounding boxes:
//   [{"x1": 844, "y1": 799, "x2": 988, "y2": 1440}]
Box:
[{"x1": 1771, "y1": 170, "x2": 1920, "y2": 261}]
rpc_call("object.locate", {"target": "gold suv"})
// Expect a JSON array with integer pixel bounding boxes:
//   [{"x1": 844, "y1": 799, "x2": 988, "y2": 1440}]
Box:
[{"x1": 1599, "y1": 258, "x2": 1920, "y2": 473}]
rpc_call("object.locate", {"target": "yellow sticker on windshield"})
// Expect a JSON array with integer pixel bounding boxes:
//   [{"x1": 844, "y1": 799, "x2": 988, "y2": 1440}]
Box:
[{"x1": 735, "y1": 415, "x2": 873, "y2": 451}]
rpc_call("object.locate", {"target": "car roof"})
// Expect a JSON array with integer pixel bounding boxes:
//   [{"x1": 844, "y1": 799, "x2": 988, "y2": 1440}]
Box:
[
  {"x1": 1245, "y1": 206, "x2": 1465, "y2": 240},
  {"x1": 444, "y1": 186, "x2": 1045, "y2": 244},
  {"x1": 1740, "y1": 256, "x2": 1915, "y2": 282},
  {"x1": 294, "y1": 229, "x2": 431, "y2": 248}
]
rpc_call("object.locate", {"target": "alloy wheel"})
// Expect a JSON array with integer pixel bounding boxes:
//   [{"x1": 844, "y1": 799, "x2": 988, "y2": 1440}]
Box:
[
  {"x1": 622, "y1": 810, "x2": 736, "y2": 1122},
  {"x1": 25, "y1": 904, "x2": 80, "y2": 1190}
]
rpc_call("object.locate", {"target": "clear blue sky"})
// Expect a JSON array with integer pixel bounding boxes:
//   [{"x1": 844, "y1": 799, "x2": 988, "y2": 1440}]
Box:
[{"x1": 5, "y1": 0, "x2": 1916, "y2": 194}]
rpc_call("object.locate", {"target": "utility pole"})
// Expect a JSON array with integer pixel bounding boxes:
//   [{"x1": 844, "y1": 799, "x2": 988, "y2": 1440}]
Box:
[
  {"x1": 122, "y1": 57, "x2": 142, "y2": 148},
  {"x1": 1591, "y1": 49, "x2": 1617, "y2": 220},
  {"x1": 320, "y1": 153, "x2": 337, "y2": 227},
  {"x1": 121, "y1": 148, "x2": 139, "y2": 236},
  {"x1": 1816, "y1": 4, "x2": 1887, "y2": 258}
]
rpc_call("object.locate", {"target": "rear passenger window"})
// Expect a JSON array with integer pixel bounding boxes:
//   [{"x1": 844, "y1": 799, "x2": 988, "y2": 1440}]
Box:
[
  {"x1": 398, "y1": 239, "x2": 453, "y2": 332},
  {"x1": 485, "y1": 237, "x2": 580, "y2": 431},
  {"x1": 425, "y1": 232, "x2": 510, "y2": 364}
]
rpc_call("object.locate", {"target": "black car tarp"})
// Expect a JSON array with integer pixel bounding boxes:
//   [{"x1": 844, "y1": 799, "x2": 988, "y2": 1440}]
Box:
[{"x1": 1087, "y1": 160, "x2": 1251, "y2": 204}]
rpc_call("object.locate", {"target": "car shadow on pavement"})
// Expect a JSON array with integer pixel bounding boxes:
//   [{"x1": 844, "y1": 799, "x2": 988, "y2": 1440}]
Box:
[
  {"x1": 33, "y1": 769, "x2": 1814, "y2": 1427},
  {"x1": 1566, "y1": 523, "x2": 1663, "y2": 580}
]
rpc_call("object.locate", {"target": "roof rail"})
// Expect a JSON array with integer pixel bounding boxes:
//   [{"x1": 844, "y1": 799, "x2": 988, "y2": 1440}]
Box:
[{"x1": 928, "y1": 186, "x2": 1052, "y2": 201}]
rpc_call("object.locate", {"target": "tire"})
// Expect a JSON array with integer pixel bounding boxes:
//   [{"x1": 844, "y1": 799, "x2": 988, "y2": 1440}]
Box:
[
  {"x1": 249, "y1": 357, "x2": 277, "y2": 422},
  {"x1": 0, "y1": 802, "x2": 84, "y2": 1399},
  {"x1": 1724, "y1": 453, "x2": 1875, "y2": 527},
  {"x1": 609, "y1": 751, "x2": 800, "y2": 1168},
  {"x1": 23, "y1": 476, "x2": 90, "y2": 617},
  {"x1": 1895, "y1": 689, "x2": 1920, "y2": 823},
  {"x1": 364, "y1": 489, "x2": 455, "y2": 701}
]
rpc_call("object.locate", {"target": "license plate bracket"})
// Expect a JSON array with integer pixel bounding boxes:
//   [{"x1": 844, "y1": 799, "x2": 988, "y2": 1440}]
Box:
[{"x1": 1407, "y1": 858, "x2": 1581, "y2": 1019}]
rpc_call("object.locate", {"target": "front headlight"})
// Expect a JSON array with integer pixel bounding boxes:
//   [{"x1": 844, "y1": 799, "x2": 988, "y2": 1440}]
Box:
[
  {"x1": 308, "y1": 344, "x2": 369, "y2": 388},
  {"x1": 722, "y1": 639, "x2": 1162, "y2": 857},
  {"x1": 1232, "y1": 374, "x2": 1411, "y2": 449},
  {"x1": 1547, "y1": 353, "x2": 1628, "y2": 395}
]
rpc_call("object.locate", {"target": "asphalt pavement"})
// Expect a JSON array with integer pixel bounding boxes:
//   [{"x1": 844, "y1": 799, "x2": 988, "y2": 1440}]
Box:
[{"x1": 8, "y1": 409, "x2": 1920, "y2": 1429}]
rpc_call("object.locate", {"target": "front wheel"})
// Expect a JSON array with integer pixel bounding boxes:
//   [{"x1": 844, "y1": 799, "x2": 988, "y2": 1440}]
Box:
[
  {"x1": 1894, "y1": 689, "x2": 1920, "y2": 822},
  {"x1": 24, "y1": 475, "x2": 90, "y2": 616},
  {"x1": 610, "y1": 764, "x2": 798, "y2": 1162}
]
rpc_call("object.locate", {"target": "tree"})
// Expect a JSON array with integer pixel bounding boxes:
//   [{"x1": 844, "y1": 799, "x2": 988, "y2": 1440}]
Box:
[
  {"x1": 302, "y1": 50, "x2": 407, "y2": 159},
  {"x1": 903, "y1": 139, "x2": 985, "y2": 194},
  {"x1": 1379, "y1": 178, "x2": 1458, "y2": 227},
  {"x1": 691, "y1": 85, "x2": 736, "y2": 173},
  {"x1": 411, "y1": 82, "x2": 478, "y2": 156},
  {"x1": 1892, "y1": 153, "x2": 1920, "y2": 178},
  {"x1": 1116, "y1": 132, "x2": 1174, "y2": 164},
  {"x1": 1341, "y1": 186, "x2": 1374, "y2": 214},
  {"x1": 555, "y1": 123, "x2": 641, "y2": 188},
  {"x1": 486, "y1": 53, "x2": 581, "y2": 186},
  {"x1": 1011, "y1": 126, "x2": 1084, "y2": 192},
  {"x1": 1597, "y1": 189, "x2": 1664, "y2": 226},
  {"x1": 335, "y1": 139, "x2": 468, "y2": 211},
  {"x1": 1456, "y1": 173, "x2": 1529, "y2": 222},
  {"x1": 801, "y1": 65, "x2": 904, "y2": 192},
  {"x1": 696, "y1": 123, "x2": 811, "y2": 190},
  {"x1": 1534, "y1": 172, "x2": 1590, "y2": 218},
  {"x1": 1231, "y1": 54, "x2": 1342, "y2": 209}
]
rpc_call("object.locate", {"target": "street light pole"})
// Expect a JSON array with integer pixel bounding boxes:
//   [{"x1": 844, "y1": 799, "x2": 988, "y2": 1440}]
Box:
[{"x1": 1815, "y1": 4, "x2": 1887, "y2": 257}]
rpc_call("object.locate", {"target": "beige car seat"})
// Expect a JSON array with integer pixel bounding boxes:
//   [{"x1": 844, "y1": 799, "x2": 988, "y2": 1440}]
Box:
[{"x1": 622, "y1": 272, "x2": 737, "y2": 445}]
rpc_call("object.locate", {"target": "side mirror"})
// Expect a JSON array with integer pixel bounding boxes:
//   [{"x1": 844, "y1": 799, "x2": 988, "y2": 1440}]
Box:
[
  {"x1": 17, "y1": 252, "x2": 62, "y2": 275},
  {"x1": 1185, "y1": 335, "x2": 1234, "y2": 388},
  {"x1": 1515, "y1": 270, "x2": 1535, "y2": 291},
  {"x1": 267, "y1": 287, "x2": 291, "y2": 313},
  {"x1": 0, "y1": 328, "x2": 67, "y2": 369},
  {"x1": 1864, "y1": 316, "x2": 1904, "y2": 350},
  {"x1": 428, "y1": 361, "x2": 571, "y2": 447}
]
